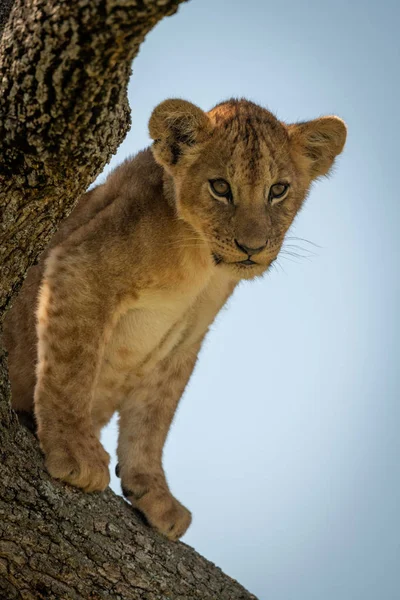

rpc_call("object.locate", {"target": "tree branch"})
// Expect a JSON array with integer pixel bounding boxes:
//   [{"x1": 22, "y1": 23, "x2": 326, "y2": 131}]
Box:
[
  {"x1": 0, "y1": 1, "x2": 258, "y2": 597},
  {"x1": 0, "y1": 0, "x2": 14, "y2": 37},
  {"x1": 0, "y1": 419, "x2": 256, "y2": 599},
  {"x1": 0, "y1": 0, "x2": 183, "y2": 315}
]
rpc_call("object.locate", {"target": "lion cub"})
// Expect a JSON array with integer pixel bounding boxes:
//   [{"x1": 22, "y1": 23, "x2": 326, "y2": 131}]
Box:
[{"x1": 4, "y1": 99, "x2": 346, "y2": 539}]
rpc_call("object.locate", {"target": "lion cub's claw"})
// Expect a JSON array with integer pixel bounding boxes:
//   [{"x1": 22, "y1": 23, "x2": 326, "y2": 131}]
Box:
[
  {"x1": 43, "y1": 434, "x2": 110, "y2": 493},
  {"x1": 121, "y1": 473, "x2": 192, "y2": 541}
]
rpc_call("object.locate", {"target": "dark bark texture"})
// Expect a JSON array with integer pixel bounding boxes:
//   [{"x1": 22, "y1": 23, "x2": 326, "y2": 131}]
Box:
[
  {"x1": 0, "y1": 0, "x2": 15, "y2": 36},
  {"x1": 0, "y1": 420, "x2": 256, "y2": 599},
  {"x1": 0, "y1": 1, "x2": 257, "y2": 598},
  {"x1": 0, "y1": 0, "x2": 178, "y2": 315}
]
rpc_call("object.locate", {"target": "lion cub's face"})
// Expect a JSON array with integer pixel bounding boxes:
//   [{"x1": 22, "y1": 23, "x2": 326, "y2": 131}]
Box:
[{"x1": 149, "y1": 98, "x2": 346, "y2": 281}]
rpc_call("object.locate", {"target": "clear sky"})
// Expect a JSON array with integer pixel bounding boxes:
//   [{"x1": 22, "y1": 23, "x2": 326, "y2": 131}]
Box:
[{"x1": 98, "y1": 1, "x2": 400, "y2": 598}]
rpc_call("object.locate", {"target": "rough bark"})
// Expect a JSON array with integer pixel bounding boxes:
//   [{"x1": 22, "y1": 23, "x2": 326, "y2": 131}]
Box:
[
  {"x1": 0, "y1": 0, "x2": 15, "y2": 36},
  {"x1": 0, "y1": 1, "x2": 257, "y2": 598},
  {"x1": 0, "y1": 0, "x2": 180, "y2": 315},
  {"x1": 0, "y1": 419, "x2": 256, "y2": 599}
]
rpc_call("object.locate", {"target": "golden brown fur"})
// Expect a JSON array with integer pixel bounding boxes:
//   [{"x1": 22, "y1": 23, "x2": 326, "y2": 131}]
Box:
[{"x1": 3, "y1": 98, "x2": 346, "y2": 539}]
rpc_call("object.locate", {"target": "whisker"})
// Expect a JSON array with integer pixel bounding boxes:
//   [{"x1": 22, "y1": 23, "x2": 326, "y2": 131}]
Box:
[
  {"x1": 280, "y1": 251, "x2": 312, "y2": 263},
  {"x1": 160, "y1": 242, "x2": 203, "y2": 248},
  {"x1": 282, "y1": 250, "x2": 312, "y2": 259},
  {"x1": 159, "y1": 245, "x2": 212, "y2": 251},
  {"x1": 285, "y1": 236, "x2": 321, "y2": 248},
  {"x1": 279, "y1": 256, "x2": 303, "y2": 264},
  {"x1": 157, "y1": 237, "x2": 213, "y2": 249},
  {"x1": 273, "y1": 259, "x2": 287, "y2": 275},
  {"x1": 283, "y1": 244, "x2": 317, "y2": 256}
]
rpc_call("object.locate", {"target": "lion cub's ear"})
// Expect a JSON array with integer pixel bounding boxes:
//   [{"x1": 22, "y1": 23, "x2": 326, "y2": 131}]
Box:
[
  {"x1": 288, "y1": 116, "x2": 347, "y2": 179},
  {"x1": 149, "y1": 99, "x2": 213, "y2": 169}
]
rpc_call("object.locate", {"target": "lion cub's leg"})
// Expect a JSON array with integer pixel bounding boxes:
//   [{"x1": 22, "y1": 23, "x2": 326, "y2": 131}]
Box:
[
  {"x1": 117, "y1": 347, "x2": 199, "y2": 540},
  {"x1": 34, "y1": 250, "x2": 114, "y2": 493}
]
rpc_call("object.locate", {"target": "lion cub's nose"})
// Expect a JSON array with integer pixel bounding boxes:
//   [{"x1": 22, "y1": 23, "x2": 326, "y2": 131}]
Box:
[{"x1": 234, "y1": 239, "x2": 267, "y2": 256}]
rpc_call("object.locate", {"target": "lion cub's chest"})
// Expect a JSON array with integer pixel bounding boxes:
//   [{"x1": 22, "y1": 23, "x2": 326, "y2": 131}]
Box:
[
  {"x1": 95, "y1": 272, "x2": 234, "y2": 405},
  {"x1": 101, "y1": 292, "x2": 192, "y2": 383},
  {"x1": 105, "y1": 300, "x2": 191, "y2": 375}
]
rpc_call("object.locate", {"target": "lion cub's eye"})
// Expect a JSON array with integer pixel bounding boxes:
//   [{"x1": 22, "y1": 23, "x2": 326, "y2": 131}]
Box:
[
  {"x1": 209, "y1": 179, "x2": 232, "y2": 203},
  {"x1": 269, "y1": 183, "x2": 289, "y2": 204}
]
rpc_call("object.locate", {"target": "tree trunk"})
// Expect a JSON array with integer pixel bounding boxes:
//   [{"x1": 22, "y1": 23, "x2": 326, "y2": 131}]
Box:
[{"x1": 0, "y1": 1, "x2": 257, "y2": 597}]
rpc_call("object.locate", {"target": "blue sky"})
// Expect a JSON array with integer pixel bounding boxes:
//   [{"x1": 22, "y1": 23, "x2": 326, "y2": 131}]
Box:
[{"x1": 98, "y1": 1, "x2": 400, "y2": 598}]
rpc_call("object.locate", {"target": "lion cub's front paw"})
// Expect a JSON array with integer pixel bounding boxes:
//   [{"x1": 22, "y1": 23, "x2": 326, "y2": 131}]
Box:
[
  {"x1": 41, "y1": 433, "x2": 110, "y2": 493},
  {"x1": 121, "y1": 473, "x2": 192, "y2": 541}
]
